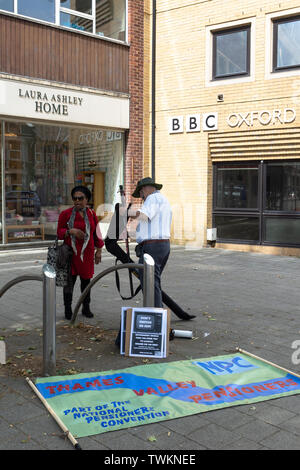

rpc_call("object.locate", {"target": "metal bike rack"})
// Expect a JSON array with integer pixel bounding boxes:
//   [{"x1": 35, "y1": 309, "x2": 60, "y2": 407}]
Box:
[
  {"x1": 70, "y1": 254, "x2": 155, "y2": 324},
  {"x1": 0, "y1": 254, "x2": 155, "y2": 376},
  {"x1": 0, "y1": 264, "x2": 56, "y2": 376}
]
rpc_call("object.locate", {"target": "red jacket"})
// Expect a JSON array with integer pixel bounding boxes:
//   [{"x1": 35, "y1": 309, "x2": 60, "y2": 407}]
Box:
[{"x1": 57, "y1": 207, "x2": 104, "y2": 279}]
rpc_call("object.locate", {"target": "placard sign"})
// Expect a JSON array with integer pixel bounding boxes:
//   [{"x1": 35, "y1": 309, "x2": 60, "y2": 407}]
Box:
[{"x1": 121, "y1": 307, "x2": 170, "y2": 358}]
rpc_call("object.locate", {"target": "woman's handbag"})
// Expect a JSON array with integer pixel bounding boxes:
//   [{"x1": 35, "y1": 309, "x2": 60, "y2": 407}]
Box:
[{"x1": 47, "y1": 238, "x2": 73, "y2": 287}]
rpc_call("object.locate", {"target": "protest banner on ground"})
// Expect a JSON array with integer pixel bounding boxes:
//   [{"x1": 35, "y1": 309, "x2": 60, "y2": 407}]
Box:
[{"x1": 33, "y1": 351, "x2": 300, "y2": 439}]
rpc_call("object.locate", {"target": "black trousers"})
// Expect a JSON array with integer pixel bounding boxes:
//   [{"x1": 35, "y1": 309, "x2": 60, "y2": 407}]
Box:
[
  {"x1": 138, "y1": 240, "x2": 170, "y2": 308},
  {"x1": 63, "y1": 275, "x2": 91, "y2": 307}
]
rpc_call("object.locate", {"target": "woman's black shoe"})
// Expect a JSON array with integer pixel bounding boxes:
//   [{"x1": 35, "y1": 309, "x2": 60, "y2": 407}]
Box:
[
  {"x1": 64, "y1": 305, "x2": 73, "y2": 320},
  {"x1": 82, "y1": 306, "x2": 94, "y2": 318}
]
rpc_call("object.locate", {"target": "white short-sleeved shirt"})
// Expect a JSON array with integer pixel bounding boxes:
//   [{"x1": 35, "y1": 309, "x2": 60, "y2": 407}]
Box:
[{"x1": 136, "y1": 191, "x2": 172, "y2": 243}]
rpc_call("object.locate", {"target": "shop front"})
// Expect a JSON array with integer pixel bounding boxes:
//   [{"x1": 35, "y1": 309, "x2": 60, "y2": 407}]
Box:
[{"x1": 0, "y1": 78, "x2": 129, "y2": 246}]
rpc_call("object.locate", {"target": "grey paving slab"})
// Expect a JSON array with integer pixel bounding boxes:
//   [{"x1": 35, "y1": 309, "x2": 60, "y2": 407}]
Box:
[
  {"x1": 260, "y1": 430, "x2": 300, "y2": 450},
  {"x1": 234, "y1": 420, "x2": 280, "y2": 442},
  {"x1": 202, "y1": 407, "x2": 256, "y2": 430},
  {"x1": 279, "y1": 415, "x2": 300, "y2": 436},
  {"x1": 188, "y1": 422, "x2": 240, "y2": 449}
]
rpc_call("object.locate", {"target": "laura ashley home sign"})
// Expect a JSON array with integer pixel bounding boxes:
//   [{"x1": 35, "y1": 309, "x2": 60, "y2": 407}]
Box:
[
  {"x1": 18, "y1": 88, "x2": 84, "y2": 116},
  {"x1": 0, "y1": 78, "x2": 129, "y2": 129}
]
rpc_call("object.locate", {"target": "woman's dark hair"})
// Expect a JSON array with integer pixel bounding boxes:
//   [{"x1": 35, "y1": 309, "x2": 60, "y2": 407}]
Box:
[{"x1": 71, "y1": 185, "x2": 92, "y2": 202}]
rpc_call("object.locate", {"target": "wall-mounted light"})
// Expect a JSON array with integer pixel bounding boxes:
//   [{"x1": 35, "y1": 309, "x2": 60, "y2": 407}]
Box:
[{"x1": 217, "y1": 94, "x2": 224, "y2": 102}]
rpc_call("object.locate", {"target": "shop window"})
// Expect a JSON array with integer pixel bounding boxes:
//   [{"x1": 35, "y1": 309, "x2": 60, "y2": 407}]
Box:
[
  {"x1": 214, "y1": 215, "x2": 259, "y2": 242},
  {"x1": 264, "y1": 217, "x2": 300, "y2": 244},
  {"x1": 265, "y1": 162, "x2": 300, "y2": 211},
  {"x1": 273, "y1": 16, "x2": 300, "y2": 71},
  {"x1": 2, "y1": 122, "x2": 124, "y2": 244},
  {"x1": 212, "y1": 25, "x2": 250, "y2": 79},
  {"x1": 0, "y1": 0, "x2": 13, "y2": 12},
  {"x1": 215, "y1": 163, "x2": 258, "y2": 209}
]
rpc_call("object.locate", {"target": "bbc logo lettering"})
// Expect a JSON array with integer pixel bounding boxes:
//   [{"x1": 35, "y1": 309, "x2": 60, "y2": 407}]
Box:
[
  {"x1": 169, "y1": 113, "x2": 218, "y2": 134},
  {"x1": 203, "y1": 113, "x2": 218, "y2": 131},
  {"x1": 186, "y1": 114, "x2": 201, "y2": 132},
  {"x1": 169, "y1": 116, "x2": 184, "y2": 134}
]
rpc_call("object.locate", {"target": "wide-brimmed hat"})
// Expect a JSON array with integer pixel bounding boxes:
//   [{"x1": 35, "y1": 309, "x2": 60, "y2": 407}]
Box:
[{"x1": 132, "y1": 177, "x2": 163, "y2": 198}]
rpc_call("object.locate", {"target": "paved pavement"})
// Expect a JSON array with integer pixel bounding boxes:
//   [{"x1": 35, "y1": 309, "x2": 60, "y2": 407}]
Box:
[{"x1": 0, "y1": 245, "x2": 300, "y2": 452}]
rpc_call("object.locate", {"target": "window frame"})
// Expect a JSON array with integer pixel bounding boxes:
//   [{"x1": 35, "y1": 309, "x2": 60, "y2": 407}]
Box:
[
  {"x1": 272, "y1": 15, "x2": 300, "y2": 72},
  {"x1": 213, "y1": 162, "x2": 260, "y2": 212},
  {"x1": 0, "y1": 0, "x2": 128, "y2": 43},
  {"x1": 212, "y1": 25, "x2": 251, "y2": 80},
  {"x1": 205, "y1": 17, "x2": 255, "y2": 87}
]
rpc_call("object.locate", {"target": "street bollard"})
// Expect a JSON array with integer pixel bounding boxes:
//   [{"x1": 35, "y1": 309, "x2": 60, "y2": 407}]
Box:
[
  {"x1": 143, "y1": 253, "x2": 155, "y2": 307},
  {"x1": 42, "y1": 264, "x2": 56, "y2": 377},
  {"x1": 0, "y1": 340, "x2": 5, "y2": 364}
]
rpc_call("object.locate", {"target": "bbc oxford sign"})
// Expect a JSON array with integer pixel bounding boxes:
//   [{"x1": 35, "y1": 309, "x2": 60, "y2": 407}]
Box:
[
  {"x1": 169, "y1": 113, "x2": 218, "y2": 133},
  {"x1": 169, "y1": 108, "x2": 296, "y2": 134},
  {"x1": 0, "y1": 78, "x2": 129, "y2": 129}
]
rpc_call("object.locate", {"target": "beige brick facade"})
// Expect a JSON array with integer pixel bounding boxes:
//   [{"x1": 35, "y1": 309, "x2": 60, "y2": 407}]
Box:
[{"x1": 144, "y1": 0, "x2": 300, "y2": 254}]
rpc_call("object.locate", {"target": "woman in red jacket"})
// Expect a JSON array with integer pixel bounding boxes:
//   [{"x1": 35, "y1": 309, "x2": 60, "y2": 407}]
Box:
[{"x1": 57, "y1": 185, "x2": 104, "y2": 320}]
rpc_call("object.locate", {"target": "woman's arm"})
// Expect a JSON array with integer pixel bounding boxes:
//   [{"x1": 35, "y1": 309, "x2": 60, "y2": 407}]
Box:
[{"x1": 57, "y1": 211, "x2": 69, "y2": 240}]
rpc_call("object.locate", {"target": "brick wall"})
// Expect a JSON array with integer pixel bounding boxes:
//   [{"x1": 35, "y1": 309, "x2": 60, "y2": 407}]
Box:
[{"x1": 124, "y1": 0, "x2": 145, "y2": 202}]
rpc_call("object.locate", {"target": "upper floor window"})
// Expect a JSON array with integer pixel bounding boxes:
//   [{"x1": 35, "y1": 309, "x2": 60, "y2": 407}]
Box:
[
  {"x1": 0, "y1": 0, "x2": 13, "y2": 13},
  {"x1": 18, "y1": 0, "x2": 55, "y2": 23},
  {"x1": 0, "y1": 0, "x2": 127, "y2": 42},
  {"x1": 273, "y1": 16, "x2": 300, "y2": 71},
  {"x1": 212, "y1": 25, "x2": 250, "y2": 80}
]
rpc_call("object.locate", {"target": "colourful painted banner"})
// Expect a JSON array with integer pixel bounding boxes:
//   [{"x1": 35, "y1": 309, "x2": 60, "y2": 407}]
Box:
[{"x1": 35, "y1": 353, "x2": 300, "y2": 438}]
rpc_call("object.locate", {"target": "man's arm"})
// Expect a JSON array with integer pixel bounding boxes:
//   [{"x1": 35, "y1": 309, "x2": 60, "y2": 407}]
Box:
[
  {"x1": 128, "y1": 209, "x2": 148, "y2": 221},
  {"x1": 119, "y1": 206, "x2": 149, "y2": 221}
]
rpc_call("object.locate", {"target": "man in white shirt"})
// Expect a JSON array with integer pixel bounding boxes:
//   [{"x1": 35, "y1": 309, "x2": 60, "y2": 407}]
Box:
[{"x1": 129, "y1": 177, "x2": 172, "y2": 307}]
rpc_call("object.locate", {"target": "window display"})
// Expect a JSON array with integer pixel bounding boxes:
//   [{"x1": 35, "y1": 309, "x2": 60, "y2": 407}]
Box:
[{"x1": 1, "y1": 121, "x2": 124, "y2": 244}]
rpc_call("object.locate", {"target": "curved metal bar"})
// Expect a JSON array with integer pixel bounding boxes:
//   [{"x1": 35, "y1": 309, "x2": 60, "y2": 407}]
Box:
[
  {"x1": 71, "y1": 263, "x2": 143, "y2": 325},
  {"x1": 0, "y1": 275, "x2": 43, "y2": 298}
]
